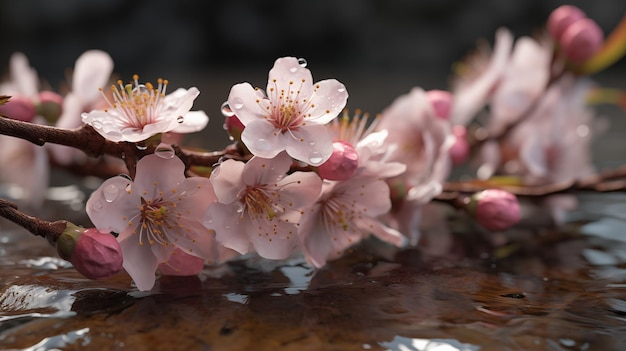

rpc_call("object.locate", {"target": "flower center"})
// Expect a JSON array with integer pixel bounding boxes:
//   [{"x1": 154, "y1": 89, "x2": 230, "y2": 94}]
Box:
[
  {"x1": 266, "y1": 79, "x2": 313, "y2": 133},
  {"x1": 136, "y1": 198, "x2": 174, "y2": 246},
  {"x1": 101, "y1": 74, "x2": 168, "y2": 129},
  {"x1": 242, "y1": 186, "x2": 281, "y2": 220}
]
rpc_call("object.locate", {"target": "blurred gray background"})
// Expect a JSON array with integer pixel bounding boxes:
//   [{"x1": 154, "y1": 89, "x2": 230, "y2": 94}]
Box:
[{"x1": 0, "y1": 0, "x2": 625, "y2": 155}]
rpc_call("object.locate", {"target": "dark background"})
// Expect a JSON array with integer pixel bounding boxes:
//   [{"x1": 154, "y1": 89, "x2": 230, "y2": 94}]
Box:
[{"x1": 0, "y1": 0, "x2": 624, "y2": 150}]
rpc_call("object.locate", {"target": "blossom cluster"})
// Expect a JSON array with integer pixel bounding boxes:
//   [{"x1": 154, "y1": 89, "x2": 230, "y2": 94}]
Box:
[{"x1": 0, "y1": 5, "x2": 621, "y2": 291}]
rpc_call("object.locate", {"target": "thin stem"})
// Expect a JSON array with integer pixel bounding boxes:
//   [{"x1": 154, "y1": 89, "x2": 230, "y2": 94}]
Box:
[{"x1": 0, "y1": 199, "x2": 67, "y2": 245}]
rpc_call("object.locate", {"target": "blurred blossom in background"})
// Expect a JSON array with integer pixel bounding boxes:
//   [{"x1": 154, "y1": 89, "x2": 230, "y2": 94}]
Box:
[{"x1": 0, "y1": 0, "x2": 624, "y2": 152}]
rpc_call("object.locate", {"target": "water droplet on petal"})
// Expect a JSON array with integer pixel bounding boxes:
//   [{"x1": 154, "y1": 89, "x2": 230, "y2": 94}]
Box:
[
  {"x1": 255, "y1": 138, "x2": 270, "y2": 151},
  {"x1": 309, "y1": 152, "x2": 324, "y2": 165},
  {"x1": 337, "y1": 87, "x2": 346, "y2": 93},
  {"x1": 92, "y1": 121, "x2": 103, "y2": 129},
  {"x1": 232, "y1": 98, "x2": 244, "y2": 110},
  {"x1": 309, "y1": 141, "x2": 316, "y2": 147},
  {"x1": 289, "y1": 67, "x2": 298, "y2": 73},
  {"x1": 297, "y1": 58, "x2": 307, "y2": 67},
  {"x1": 91, "y1": 200, "x2": 103, "y2": 212},
  {"x1": 136, "y1": 144, "x2": 148, "y2": 151},
  {"x1": 155, "y1": 143, "x2": 176, "y2": 159},
  {"x1": 103, "y1": 183, "x2": 119, "y2": 203},
  {"x1": 176, "y1": 116, "x2": 185, "y2": 124},
  {"x1": 221, "y1": 101, "x2": 235, "y2": 117}
]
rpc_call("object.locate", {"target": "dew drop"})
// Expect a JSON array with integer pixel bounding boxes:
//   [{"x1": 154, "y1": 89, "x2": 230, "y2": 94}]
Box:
[
  {"x1": 337, "y1": 87, "x2": 346, "y2": 93},
  {"x1": 91, "y1": 200, "x2": 104, "y2": 212},
  {"x1": 297, "y1": 58, "x2": 307, "y2": 67},
  {"x1": 92, "y1": 121, "x2": 103, "y2": 129},
  {"x1": 221, "y1": 101, "x2": 235, "y2": 117},
  {"x1": 309, "y1": 152, "x2": 324, "y2": 165},
  {"x1": 176, "y1": 116, "x2": 185, "y2": 124},
  {"x1": 289, "y1": 67, "x2": 298, "y2": 73},
  {"x1": 232, "y1": 98, "x2": 244, "y2": 110},
  {"x1": 103, "y1": 183, "x2": 119, "y2": 203},
  {"x1": 136, "y1": 144, "x2": 148, "y2": 151},
  {"x1": 309, "y1": 141, "x2": 315, "y2": 147},
  {"x1": 155, "y1": 143, "x2": 176, "y2": 159},
  {"x1": 255, "y1": 138, "x2": 271, "y2": 151}
]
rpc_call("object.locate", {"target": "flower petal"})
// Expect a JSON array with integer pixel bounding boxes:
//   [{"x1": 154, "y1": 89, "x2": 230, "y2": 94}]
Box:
[
  {"x1": 247, "y1": 217, "x2": 296, "y2": 260},
  {"x1": 210, "y1": 159, "x2": 245, "y2": 204},
  {"x1": 276, "y1": 171, "x2": 322, "y2": 210},
  {"x1": 242, "y1": 152, "x2": 292, "y2": 186},
  {"x1": 205, "y1": 203, "x2": 251, "y2": 255},
  {"x1": 119, "y1": 234, "x2": 161, "y2": 291},
  {"x1": 267, "y1": 57, "x2": 314, "y2": 99},
  {"x1": 133, "y1": 154, "x2": 186, "y2": 196},
  {"x1": 72, "y1": 50, "x2": 114, "y2": 104},
  {"x1": 240, "y1": 119, "x2": 284, "y2": 159},
  {"x1": 172, "y1": 110, "x2": 209, "y2": 133},
  {"x1": 285, "y1": 124, "x2": 333, "y2": 166},
  {"x1": 227, "y1": 82, "x2": 268, "y2": 125},
  {"x1": 86, "y1": 176, "x2": 139, "y2": 234},
  {"x1": 305, "y1": 79, "x2": 348, "y2": 124}
]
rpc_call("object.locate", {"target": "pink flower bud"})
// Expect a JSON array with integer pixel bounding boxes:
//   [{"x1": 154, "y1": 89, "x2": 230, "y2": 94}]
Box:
[
  {"x1": 426, "y1": 89, "x2": 453, "y2": 120},
  {"x1": 0, "y1": 95, "x2": 36, "y2": 122},
  {"x1": 317, "y1": 141, "x2": 359, "y2": 180},
  {"x1": 560, "y1": 18, "x2": 604, "y2": 63},
  {"x1": 224, "y1": 115, "x2": 245, "y2": 140},
  {"x1": 159, "y1": 248, "x2": 205, "y2": 276},
  {"x1": 450, "y1": 125, "x2": 470, "y2": 166},
  {"x1": 547, "y1": 5, "x2": 587, "y2": 41},
  {"x1": 36, "y1": 91, "x2": 63, "y2": 123},
  {"x1": 56, "y1": 223, "x2": 123, "y2": 279},
  {"x1": 469, "y1": 189, "x2": 521, "y2": 231}
]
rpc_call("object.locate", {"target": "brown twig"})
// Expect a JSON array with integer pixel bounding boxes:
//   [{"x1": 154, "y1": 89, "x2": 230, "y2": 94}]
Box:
[{"x1": 0, "y1": 198, "x2": 67, "y2": 245}]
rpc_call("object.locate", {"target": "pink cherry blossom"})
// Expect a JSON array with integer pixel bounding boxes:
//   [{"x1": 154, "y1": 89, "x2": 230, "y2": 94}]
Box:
[
  {"x1": 82, "y1": 75, "x2": 209, "y2": 142},
  {"x1": 86, "y1": 153, "x2": 221, "y2": 291},
  {"x1": 0, "y1": 53, "x2": 49, "y2": 210},
  {"x1": 376, "y1": 88, "x2": 454, "y2": 244},
  {"x1": 227, "y1": 57, "x2": 348, "y2": 166},
  {"x1": 50, "y1": 50, "x2": 114, "y2": 165},
  {"x1": 299, "y1": 112, "x2": 406, "y2": 267},
  {"x1": 205, "y1": 151, "x2": 322, "y2": 260},
  {"x1": 450, "y1": 28, "x2": 553, "y2": 135}
]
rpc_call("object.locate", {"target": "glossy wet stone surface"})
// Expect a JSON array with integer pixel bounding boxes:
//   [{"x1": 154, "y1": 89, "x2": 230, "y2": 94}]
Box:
[{"x1": 1, "y1": 195, "x2": 626, "y2": 351}]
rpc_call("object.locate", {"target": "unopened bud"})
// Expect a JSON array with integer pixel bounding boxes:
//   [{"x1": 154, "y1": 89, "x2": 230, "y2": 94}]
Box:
[
  {"x1": 560, "y1": 18, "x2": 604, "y2": 63},
  {"x1": 56, "y1": 223, "x2": 123, "y2": 279},
  {"x1": 317, "y1": 141, "x2": 359, "y2": 181},
  {"x1": 224, "y1": 115, "x2": 245, "y2": 141},
  {"x1": 450, "y1": 125, "x2": 470, "y2": 166},
  {"x1": 36, "y1": 91, "x2": 63, "y2": 123},
  {"x1": 547, "y1": 5, "x2": 587, "y2": 41},
  {"x1": 467, "y1": 189, "x2": 521, "y2": 231},
  {"x1": 159, "y1": 248, "x2": 205, "y2": 276},
  {"x1": 0, "y1": 95, "x2": 36, "y2": 122},
  {"x1": 426, "y1": 90, "x2": 453, "y2": 120}
]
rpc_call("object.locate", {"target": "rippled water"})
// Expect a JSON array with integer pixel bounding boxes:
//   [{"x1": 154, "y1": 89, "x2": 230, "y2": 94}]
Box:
[{"x1": 1, "y1": 190, "x2": 626, "y2": 351}]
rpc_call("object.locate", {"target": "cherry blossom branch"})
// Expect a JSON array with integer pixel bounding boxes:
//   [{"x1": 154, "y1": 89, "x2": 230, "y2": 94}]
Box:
[
  {"x1": 0, "y1": 116, "x2": 245, "y2": 177},
  {"x1": 0, "y1": 198, "x2": 66, "y2": 245}
]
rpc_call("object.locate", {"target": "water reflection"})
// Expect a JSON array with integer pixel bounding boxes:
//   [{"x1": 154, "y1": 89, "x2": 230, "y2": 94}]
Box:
[{"x1": 1, "y1": 194, "x2": 626, "y2": 350}]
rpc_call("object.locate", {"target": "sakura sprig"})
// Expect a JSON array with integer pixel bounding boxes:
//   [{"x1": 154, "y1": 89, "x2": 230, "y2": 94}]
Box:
[{"x1": 0, "y1": 4, "x2": 625, "y2": 292}]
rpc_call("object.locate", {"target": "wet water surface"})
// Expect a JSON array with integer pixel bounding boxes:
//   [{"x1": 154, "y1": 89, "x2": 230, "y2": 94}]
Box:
[{"x1": 1, "y1": 194, "x2": 626, "y2": 351}]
